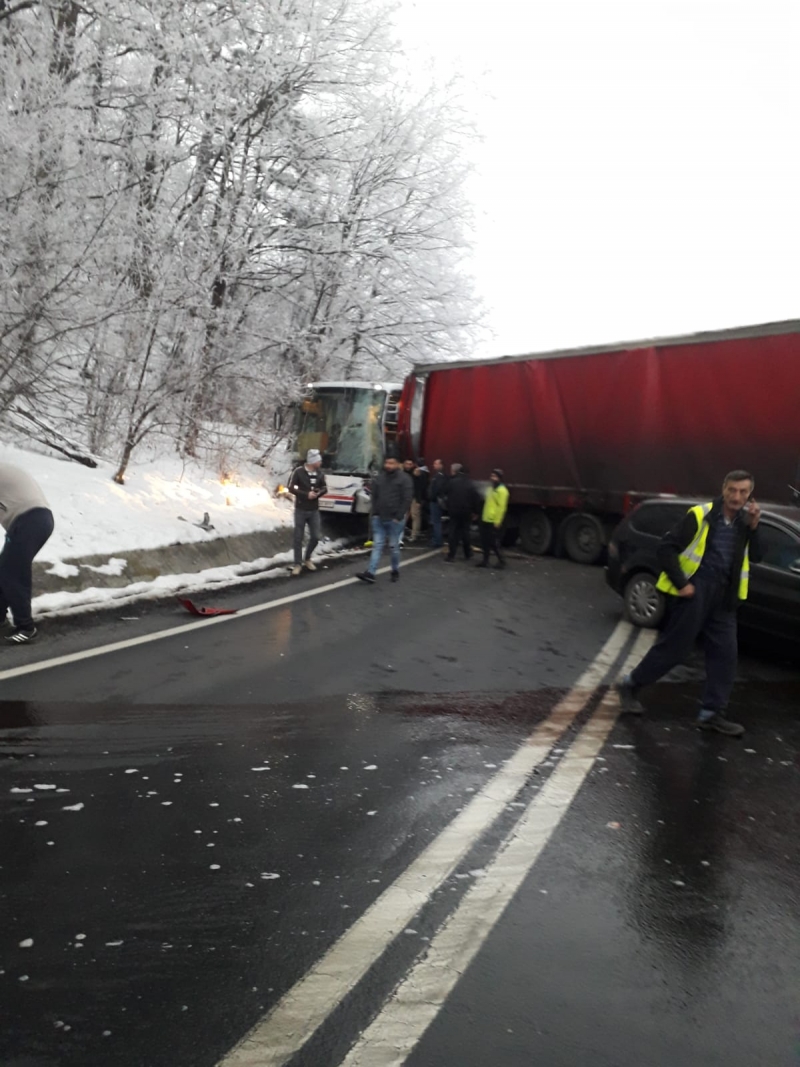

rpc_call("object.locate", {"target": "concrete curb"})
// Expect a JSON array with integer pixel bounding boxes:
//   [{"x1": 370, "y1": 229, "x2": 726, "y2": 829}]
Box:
[{"x1": 35, "y1": 526, "x2": 296, "y2": 595}]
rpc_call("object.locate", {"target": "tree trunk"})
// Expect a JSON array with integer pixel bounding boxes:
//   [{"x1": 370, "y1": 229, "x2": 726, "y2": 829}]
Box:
[
  {"x1": 182, "y1": 272, "x2": 227, "y2": 458},
  {"x1": 112, "y1": 437, "x2": 135, "y2": 485}
]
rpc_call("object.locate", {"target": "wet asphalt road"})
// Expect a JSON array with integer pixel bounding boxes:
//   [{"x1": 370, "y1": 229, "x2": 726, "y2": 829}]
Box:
[{"x1": 1, "y1": 549, "x2": 798, "y2": 1067}]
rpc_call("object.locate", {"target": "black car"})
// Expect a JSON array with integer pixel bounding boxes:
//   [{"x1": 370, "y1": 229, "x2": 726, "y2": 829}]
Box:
[{"x1": 606, "y1": 496, "x2": 800, "y2": 640}]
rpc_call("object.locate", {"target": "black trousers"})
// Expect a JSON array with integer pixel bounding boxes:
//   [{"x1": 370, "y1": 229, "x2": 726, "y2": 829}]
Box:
[
  {"x1": 480, "y1": 521, "x2": 504, "y2": 564},
  {"x1": 630, "y1": 577, "x2": 738, "y2": 713},
  {"x1": 447, "y1": 515, "x2": 472, "y2": 560},
  {"x1": 0, "y1": 508, "x2": 55, "y2": 630}
]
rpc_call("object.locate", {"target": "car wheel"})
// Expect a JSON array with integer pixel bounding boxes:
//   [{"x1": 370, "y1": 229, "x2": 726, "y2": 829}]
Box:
[{"x1": 623, "y1": 572, "x2": 666, "y2": 628}]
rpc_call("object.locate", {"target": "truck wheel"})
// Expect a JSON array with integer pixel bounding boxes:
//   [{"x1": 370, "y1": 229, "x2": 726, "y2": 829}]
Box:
[
  {"x1": 501, "y1": 527, "x2": 519, "y2": 548},
  {"x1": 519, "y1": 508, "x2": 553, "y2": 555},
  {"x1": 624, "y1": 572, "x2": 666, "y2": 628},
  {"x1": 563, "y1": 513, "x2": 605, "y2": 564}
]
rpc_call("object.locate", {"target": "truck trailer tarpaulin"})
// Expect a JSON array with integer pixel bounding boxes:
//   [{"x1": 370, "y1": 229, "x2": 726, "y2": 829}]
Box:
[{"x1": 398, "y1": 319, "x2": 800, "y2": 560}]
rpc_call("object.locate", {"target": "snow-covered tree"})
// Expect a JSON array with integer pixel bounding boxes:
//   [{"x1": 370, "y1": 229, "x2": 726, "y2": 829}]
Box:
[{"x1": 0, "y1": 0, "x2": 481, "y2": 479}]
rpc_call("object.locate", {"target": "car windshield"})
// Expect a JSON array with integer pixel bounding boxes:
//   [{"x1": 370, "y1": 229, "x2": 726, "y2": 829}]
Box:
[{"x1": 295, "y1": 388, "x2": 385, "y2": 474}]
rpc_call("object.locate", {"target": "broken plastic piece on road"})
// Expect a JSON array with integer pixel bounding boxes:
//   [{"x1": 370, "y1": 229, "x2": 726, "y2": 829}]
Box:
[{"x1": 177, "y1": 597, "x2": 238, "y2": 617}]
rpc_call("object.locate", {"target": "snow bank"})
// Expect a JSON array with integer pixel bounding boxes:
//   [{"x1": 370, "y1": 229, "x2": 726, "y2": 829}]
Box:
[{"x1": 32, "y1": 540, "x2": 362, "y2": 619}]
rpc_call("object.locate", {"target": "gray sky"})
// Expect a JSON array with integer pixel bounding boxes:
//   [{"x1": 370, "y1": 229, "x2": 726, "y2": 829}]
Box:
[{"x1": 396, "y1": 0, "x2": 799, "y2": 355}]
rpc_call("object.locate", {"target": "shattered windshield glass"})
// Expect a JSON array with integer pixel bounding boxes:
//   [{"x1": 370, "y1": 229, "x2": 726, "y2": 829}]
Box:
[{"x1": 295, "y1": 389, "x2": 385, "y2": 474}]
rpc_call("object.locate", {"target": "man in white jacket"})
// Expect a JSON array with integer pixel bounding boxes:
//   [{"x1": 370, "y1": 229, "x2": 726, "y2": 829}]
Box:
[{"x1": 0, "y1": 463, "x2": 55, "y2": 643}]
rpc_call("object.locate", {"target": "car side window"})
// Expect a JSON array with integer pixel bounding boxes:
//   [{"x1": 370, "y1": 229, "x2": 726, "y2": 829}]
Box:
[
  {"x1": 756, "y1": 523, "x2": 800, "y2": 571},
  {"x1": 630, "y1": 504, "x2": 687, "y2": 538}
]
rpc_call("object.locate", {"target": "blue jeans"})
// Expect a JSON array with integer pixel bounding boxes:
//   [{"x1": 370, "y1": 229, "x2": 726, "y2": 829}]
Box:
[
  {"x1": 429, "y1": 502, "x2": 443, "y2": 547},
  {"x1": 368, "y1": 517, "x2": 404, "y2": 575}
]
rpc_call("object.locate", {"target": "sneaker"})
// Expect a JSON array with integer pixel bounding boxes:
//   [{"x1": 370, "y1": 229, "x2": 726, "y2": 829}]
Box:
[
  {"x1": 615, "y1": 679, "x2": 644, "y2": 715},
  {"x1": 475, "y1": 560, "x2": 488, "y2": 568},
  {"x1": 391, "y1": 570, "x2": 399, "y2": 583},
  {"x1": 291, "y1": 565, "x2": 302, "y2": 577},
  {"x1": 5, "y1": 627, "x2": 37, "y2": 645},
  {"x1": 697, "y1": 714, "x2": 744, "y2": 737},
  {"x1": 303, "y1": 560, "x2": 317, "y2": 572},
  {"x1": 356, "y1": 571, "x2": 376, "y2": 584},
  {"x1": 444, "y1": 556, "x2": 455, "y2": 564}
]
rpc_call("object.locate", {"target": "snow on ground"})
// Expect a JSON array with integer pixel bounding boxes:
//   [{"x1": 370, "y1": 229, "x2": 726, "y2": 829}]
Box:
[
  {"x1": 0, "y1": 442, "x2": 371, "y2": 620},
  {"x1": 0, "y1": 444, "x2": 292, "y2": 564}
]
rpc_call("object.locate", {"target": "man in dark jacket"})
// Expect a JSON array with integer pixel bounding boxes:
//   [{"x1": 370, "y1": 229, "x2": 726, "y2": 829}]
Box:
[
  {"x1": 443, "y1": 463, "x2": 481, "y2": 562},
  {"x1": 408, "y1": 459, "x2": 430, "y2": 543},
  {"x1": 617, "y1": 470, "x2": 763, "y2": 736},
  {"x1": 288, "y1": 449, "x2": 328, "y2": 576},
  {"x1": 357, "y1": 454, "x2": 413, "y2": 584},
  {"x1": 428, "y1": 458, "x2": 447, "y2": 548}
]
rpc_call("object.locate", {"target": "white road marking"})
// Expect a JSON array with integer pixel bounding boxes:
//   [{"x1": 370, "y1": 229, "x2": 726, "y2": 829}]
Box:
[
  {"x1": 0, "y1": 551, "x2": 440, "y2": 682},
  {"x1": 218, "y1": 620, "x2": 635, "y2": 1067},
  {"x1": 340, "y1": 628, "x2": 656, "y2": 1067}
]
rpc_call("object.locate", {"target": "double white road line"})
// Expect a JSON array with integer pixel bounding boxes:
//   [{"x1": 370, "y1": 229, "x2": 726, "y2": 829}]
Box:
[{"x1": 221, "y1": 620, "x2": 655, "y2": 1067}]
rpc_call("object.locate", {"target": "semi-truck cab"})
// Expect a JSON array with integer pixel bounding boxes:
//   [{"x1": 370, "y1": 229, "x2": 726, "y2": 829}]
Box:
[{"x1": 291, "y1": 381, "x2": 402, "y2": 514}]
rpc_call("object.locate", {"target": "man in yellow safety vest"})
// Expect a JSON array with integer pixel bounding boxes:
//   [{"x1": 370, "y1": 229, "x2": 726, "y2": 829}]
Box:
[
  {"x1": 616, "y1": 470, "x2": 763, "y2": 736},
  {"x1": 476, "y1": 468, "x2": 510, "y2": 569}
]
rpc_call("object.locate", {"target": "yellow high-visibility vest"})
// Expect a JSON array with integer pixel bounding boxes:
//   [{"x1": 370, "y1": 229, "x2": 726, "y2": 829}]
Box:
[
  {"x1": 656, "y1": 502, "x2": 750, "y2": 599},
  {"x1": 482, "y1": 484, "x2": 509, "y2": 525}
]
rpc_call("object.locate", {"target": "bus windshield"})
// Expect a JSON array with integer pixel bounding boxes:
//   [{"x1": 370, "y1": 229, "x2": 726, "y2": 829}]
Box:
[{"x1": 295, "y1": 388, "x2": 386, "y2": 474}]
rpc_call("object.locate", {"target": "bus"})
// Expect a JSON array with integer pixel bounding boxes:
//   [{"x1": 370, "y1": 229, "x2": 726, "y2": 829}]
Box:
[{"x1": 290, "y1": 381, "x2": 403, "y2": 514}]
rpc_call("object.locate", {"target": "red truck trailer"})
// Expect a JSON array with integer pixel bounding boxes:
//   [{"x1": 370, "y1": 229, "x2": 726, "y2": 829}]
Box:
[{"x1": 398, "y1": 319, "x2": 800, "y2": 562}]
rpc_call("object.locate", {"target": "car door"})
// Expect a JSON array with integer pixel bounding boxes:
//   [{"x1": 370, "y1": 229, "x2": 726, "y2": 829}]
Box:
[{"x1": 742, "y1": 521, "x2": 800, "y2": 639}]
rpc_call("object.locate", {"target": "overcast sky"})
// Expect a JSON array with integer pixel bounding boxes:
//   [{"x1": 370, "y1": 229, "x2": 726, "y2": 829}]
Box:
[{"x1": 395, "y1": 0, "x2": 800, "y2": 356}]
